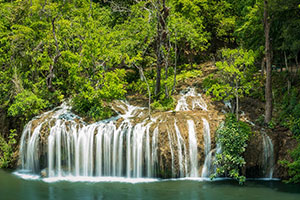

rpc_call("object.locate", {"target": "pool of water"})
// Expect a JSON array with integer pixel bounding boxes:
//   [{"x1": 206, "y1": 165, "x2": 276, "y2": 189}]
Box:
[{"x1": 1, "y1": 170, "x2": 300, "y2": 200}]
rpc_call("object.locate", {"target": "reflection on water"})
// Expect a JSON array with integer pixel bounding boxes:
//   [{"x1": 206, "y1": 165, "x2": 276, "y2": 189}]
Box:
[{"x1": 1, "y1": 170, "x2": 300, "y2": 200}]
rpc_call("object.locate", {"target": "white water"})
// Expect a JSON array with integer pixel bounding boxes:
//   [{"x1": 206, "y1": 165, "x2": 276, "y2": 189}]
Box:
[
  {"x1": 167, "y1": 129, "x2": 176, "y2": 177},
  {"x1": 202, "y1": 118, "x2": 211, "y2": 158},
  {"x1": 175, "y1": 88, "x2": 207, "y2": 111},
  {"x1": 151, "y1": 127, "x2": 159, "y2": 176},
  {"x1": 187, "y1": 120, "x2": 199, "y2": 177},
  {"x1": 262, "y1": 133, "x2": 274, "y2": 178},
  {"x1": 174, "y1": 120, "x2": 188, "y2": 177},
  {"x1": 20, "y1": 102, "x2": 160, "y2": 178},
  {"x1": 201, "y1": 118, "x2": 211, "y2": 177}
]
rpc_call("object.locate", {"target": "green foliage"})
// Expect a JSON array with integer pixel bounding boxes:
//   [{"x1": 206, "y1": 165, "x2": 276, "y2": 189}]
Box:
[
  {"x1": 202, "y1": 74, "x2": 219, "y2": 91},
  {"x1": 72, "y1": 69, "x2": 127, "y2": 121},
  {"x1": 280, "y1": 139, "x2": 300, "y2": 183},
  {"x1": 207, "y1": 48, "x2": 256, "y2": 102},
  {"x1": 0, "y1": 130, "x2": 17, "y2": 168},
  {"x1": 175, "y1": 69, "x2": 203, "y2": 82},
  {"x1": 8, "y1": 90, "x2": 48, "y2": 121},
  {"x1": 285, "y1": 116, "x2": 300, "y2": 136},
  {"x1": 212, "y1": 114, "x2": 251, "y2": 184},
  {"x1": 151, "y1": 97, "x2": 175, "y2": 112},
  {"x1": 255, "y1": 115, "x2": 265, "y2": 126},
  {"x1": 277, "y1": 88, "x2": 300, "y2": 136}
]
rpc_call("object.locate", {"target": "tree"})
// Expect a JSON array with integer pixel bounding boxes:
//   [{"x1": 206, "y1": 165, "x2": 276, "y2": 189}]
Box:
[
  {"x1": 264, "y1": 0, "x2": 272, "y2": 123},
  {"x1": 155, "y1": 0, "x2": 169, "y2": 98},
  {"x1": 212, "y1": 114, "x2": 251, "y2": 184},
  {"x1": 207, "y1": 48, "x2": 256, "y2": 120}
]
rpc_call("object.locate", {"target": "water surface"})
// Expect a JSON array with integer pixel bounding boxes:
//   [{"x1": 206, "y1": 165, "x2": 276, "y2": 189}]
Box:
[{"x1": 1, "y1": 170, "x2": 299, "y2": 200}]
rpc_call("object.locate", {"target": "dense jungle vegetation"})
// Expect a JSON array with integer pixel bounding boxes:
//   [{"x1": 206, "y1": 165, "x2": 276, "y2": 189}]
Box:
[{"x1": 1, "y1": 0, "x2": 300, "y2": 183}]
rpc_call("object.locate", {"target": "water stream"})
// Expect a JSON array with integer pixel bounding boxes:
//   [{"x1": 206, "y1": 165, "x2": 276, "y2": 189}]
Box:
[{"x1": 262, "y1": 133, "x2": 275, "y2": 178}]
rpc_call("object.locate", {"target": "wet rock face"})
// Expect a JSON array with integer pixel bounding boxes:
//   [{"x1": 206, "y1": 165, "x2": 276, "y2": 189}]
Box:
[
  {"x1": 272, "y1": 129, "x2": 298, "y2": 179},
  {"x1": 245, "y1": 129, "x2": 298, "y2": 179},
  {"x1": 244, "y1": 134, "x2": 265, "y2": 178}
]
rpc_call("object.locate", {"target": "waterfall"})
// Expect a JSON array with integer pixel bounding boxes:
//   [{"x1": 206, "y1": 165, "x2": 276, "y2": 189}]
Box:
[
  {"x1": 201, "y1": 118, "x2": 211, "y2": 177},
  {"x1": 187, "y1": 120, "x2": 198, "y2": 177},
  {"x1": 17, "y1": 87, "x2": 280, "y2": 181},
  {"x1": 19, "y1": 102, "x2": 160, "y2": 178},
  {"x1": 175, "y1": 87, "x2": 207, "y2": 111},
  {"x1": 202, "y1": 118, "x2": 211, "y2": 158},
  {"x1": 26, "y1": 123, "x2": 43, "y2": 173},
  {"x1": 175, "y1": 96, "x2": 190, "y2": 111},
  {"x1": 167, "y1": 129, "x2": 175, "y2": 177},
  {"x1": 151, "y1": 127, "x2": 159, "y2": 176},
  {"x1": 174, "y1": 120, "x2": 187, "y2": 177},
  {"x1": 17, "y1": 88, "x2": 219, "y2": 180},
  {"x1": 19, "y1": 121, "x2": 32, "y2": 171},
  {"x1": 262, "y1": 133, "x2": 274, "y2": 179}
]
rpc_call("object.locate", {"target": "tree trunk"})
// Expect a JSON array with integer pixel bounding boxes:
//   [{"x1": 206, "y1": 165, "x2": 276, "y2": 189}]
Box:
[
  {"x1": 47, "y1": 16, "x2": 61, "y2": 92},
  {"x1": 284, "y1": 51, "x2": 292, "y2": 94},
  {"x1": 155, "y1": 0, "x2": 168, "y2": 98},
  {"x1": 261, "y1": 57, "x2": 265, "y2": 77},
  {"x1": 264, "y1": 0, "x2": 272, "y2": 124},
  {"x1": 155, "y1": 0, "x2": 162, "y2": 97},
  {"x1": 164, "y1": 38, "x2": 170, "y2": 98},
  {"x1": 295, "y1": 53, "x2": 298, "y2": 74},
  {"x1": 171, "y1": 31, "x2": 177, "y2": 95},
  {"x1": 236, "y1": 81, "x2": 239, "y2": 121},
  {"x1": 284, "y1": 51, "x2": 288, "y2": 69},
  {"x1": 135, "y1": 64, "x2": 151, "y2": 119}
]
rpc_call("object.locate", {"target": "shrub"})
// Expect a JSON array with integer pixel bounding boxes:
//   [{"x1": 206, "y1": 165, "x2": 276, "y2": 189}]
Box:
[
  {"x1": 8, "y1": 90, "x2": 48, "y2": 120},
  {"x1": 202, "y1": 74, "x2": 219, "y2": 91},
  {"x1": 0, "y1": 130, "x2": 17, "y2": 168},
  {"x1": 212, "y1": 114, "x2": 252, "y2": 184},
  {"x1": 151, "y1": 96, "x2": 175, "y2": 111},
  {"x1": 72, "y1": 69, "x2": 127, "y2": 121},
  {"x1": 280, "y1": 139, "x2": 300, "y2": 183}
]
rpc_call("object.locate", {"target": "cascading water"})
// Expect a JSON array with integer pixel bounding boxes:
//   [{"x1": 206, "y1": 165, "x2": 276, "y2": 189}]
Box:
[
  {"x1": 187, "y1": 120, "x2": 199, "y2": 177},
  {"x1": 20, "y1": 102, "x2": 158, "y2": 178},
  {"x1": 201, "y1": 118, "x2": 211, "y2": 177},
  {"x1": 174, "y1": 120, "x2": 188, "y2": 177},
  {"x1": 262, "y1": 133, "x2": 274, "y2": 179},
  {"x1": 18, "y1": 88, "x2": 213, "y2": 180},
  {"x1": 167, "y1": 129, "x2": 176, "y2": 177},
  {"x1": 175, "y1": 87, "x2": 207, "y2": 111},
  {"x1": 16, "y1": 87, "x2": 277, "y2": 180},
  {"x1": 17, "y1": 87, "x2": 274, "y2": 181}
]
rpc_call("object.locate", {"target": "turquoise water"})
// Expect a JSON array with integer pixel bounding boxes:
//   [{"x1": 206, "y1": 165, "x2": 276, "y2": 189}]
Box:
[{"x1": 1, "y1": 170, "x2": 300, "y2": 200}]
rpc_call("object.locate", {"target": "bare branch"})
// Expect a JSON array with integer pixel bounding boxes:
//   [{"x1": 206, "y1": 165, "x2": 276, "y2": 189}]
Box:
[
  {"x1": 46, "y1": 16, "x2": 61, "y2": 92},
  {"x1": 133, "y1": 63, "x2": 151, "y2": 119}
]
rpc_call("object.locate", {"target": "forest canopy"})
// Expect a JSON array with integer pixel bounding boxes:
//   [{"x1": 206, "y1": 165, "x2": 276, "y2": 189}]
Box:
[{"x1": 0, "y1": 0, "x2": 299, "y2": 124}]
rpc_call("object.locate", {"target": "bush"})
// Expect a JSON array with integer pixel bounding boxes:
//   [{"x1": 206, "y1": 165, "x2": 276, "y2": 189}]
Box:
[
  {"x1": 0, "y1": 130, "x2": 17, "y2": 168},
  {"x1": 284, "y1": 116, "x2": 300, "y2": 136},
  {"x1": 280, "y1": 139, "x2": 300, "y2": 183},
  {"x1": 278, "y1": 88, "x2": 300, "y2": 136},
  {"x1": 202, "y1": 74, "x2": 219, "y2": 91},
  {"x1": 212, "y1": 114, "x2": 252, "y2": 184},
  {"x1": 151, "y1": 96, "x2": 175, "y2": 111},
  {"x1": 8, "y1": 90, "x2": 48, "y2": 120},
  {"x1": 72, "y1": 69, "x2": 127, "y2": 121}
]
